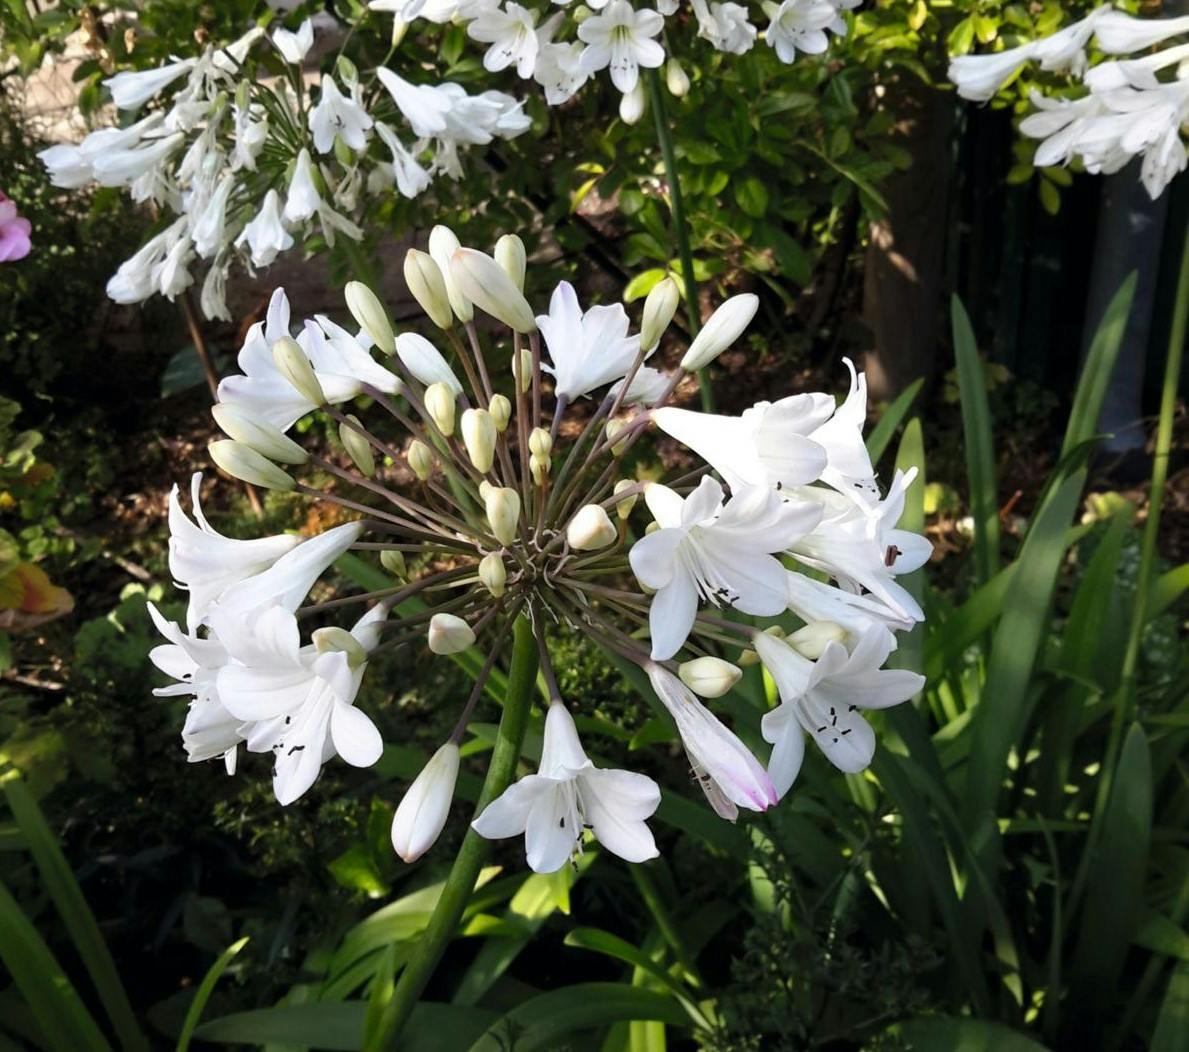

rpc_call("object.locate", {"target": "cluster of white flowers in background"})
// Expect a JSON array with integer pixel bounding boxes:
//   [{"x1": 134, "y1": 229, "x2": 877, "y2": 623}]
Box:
[
  {"x1": 948, "y1": 6, "x2": 1189, "y2": 199},
  {"x1": 148, "y1": 227, "x2": 929, "y2": 873},
  {"x1": 369, "y1": 0, "x2": 858, "y2": 118},
  {"x1": 38, "y1": 19, "x2": 529, "y2": 319}
]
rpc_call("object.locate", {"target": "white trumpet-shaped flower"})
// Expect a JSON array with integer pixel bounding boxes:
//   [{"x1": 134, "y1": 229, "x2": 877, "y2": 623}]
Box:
[
  {"x1": 168, "y1": 472, "x2": 301, "y2": 631},
  {"x1": 577, "y1": 0, "x2": 665, "y2": 94},
  {"x1": 472, "y1": 700, "x2": 661, "y2": 871},
  {"x1": 467, "y1": 2, "x2": 541, "y2": 78},
  {"x1": 754, "y1": 627, "x2": 924, "y2": 795},
  {"x1": 645, "y1": 663, "x2": 775, "y2": 820},
  {"x1": 237, "y1": 189, "x2": 294, "y2": 268},
  {"x1": 274, "y1": 18, "x2": 315, "y2": 65},
  {"x1": 396, "y1": 332, "x2": 464, "y2": 395},
  {"x1": 764, "y1": 0, "x2": 835, "y2": 64},
  {"x1": 104, "y1": 60, "x2": 197, "y2": 110},
  {"x1": 629, "y1": 477, "x2": 821, "y2": 660},
  {"x1": 536, "y1": 281, "x2": 643, "y2": 401},
  {"x1": 309, "y1": 75, "x2": 374, "y2": 154}
]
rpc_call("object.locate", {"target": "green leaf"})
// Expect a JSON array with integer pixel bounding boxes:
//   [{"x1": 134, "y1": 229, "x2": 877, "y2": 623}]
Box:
[
  {"x1": 952, "y1": 296, "x2": 1000, "y2": 584},
  {"x1": 466, "y1": 984, "x2": 691, "y2": 1052},
  {"x1": 866, "y1": 378, "x2": 923, "y2": 465},
  {"x1": 1062, "y1": 274, "x2": 1136, "y2": 457},
  {"x1": 0, "y1": 877, "x2": 113, "y2": 1052},
  {"x1": 1149, "y1": 561, "x2": 1189, "y2": 620},
  {"x1": 1152, "y1": 960, "x2": 1189, "y2": 1052},
  {"x1": 733, "y1": 176, "x2": 768, "y2": 218},
  {"x1": 962, "y1": 468, "x2": 1086, "y2": 825},
  {"x1": 623, "y1": 268, "x2": 669, "y2": 303},
  {"x1": 175, "y1": 937, "x2": 249, "y2": 1052},
  {"x1": 1066, "y1": 724, "x2": 1152, "y2": 1040},
  {"x1": 2, "y1": 773, "x2": 147, "y2": 1052},
  {"x1": 892, "y1": 1016, "x2": 1053, "y2": 1050},
  {"x1": 195, "y1": 1001, "x2": 496, "y2": 1050},
  {"x1": 1135, "y1": 910, "x2": 1189, "y2": 961}
]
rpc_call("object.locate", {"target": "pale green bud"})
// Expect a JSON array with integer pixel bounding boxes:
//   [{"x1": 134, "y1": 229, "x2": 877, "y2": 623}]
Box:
[
  {"x1": 423, "y1": 382, "x2": 456, "y2": 437},
  {"x1": 407, "y1": 439, "x2": 434, "y2": 481},
  {"x1": 450, "y1": 248, "x2": 538, "y2": 334},
  {"x1": 478, "y1": 479, "x2": 493, "y2": 501},
  {"x1": 336, "y1": 55, "x2": 358, "y2": 84},
  {"x1": 235, "y1": 80, "x2": 250, "y2": 111},
  {"x1": 678, "y1": 656, "x2": 742, "y2": 698},
  {"x1": 427, "y1": 612, "x2": 475, "y2": 655},
  {"x1": 494, "y1": 234, "x2": 527, "y2": 291},
  {"x1": 339, "y1": 414, "x2": 375, "y2": 477},
  {"x1": 380, "y1": 549, "x2": 407, "y2": 578},
  {"x1": 613, "y1": 479, "x2": 638, "y2": 520},
  {"x1": 605, "y1": 418, "x2": 630, "y2": 455},
  {"x1": 681, "y1": 294, "x2": 759, "y2": 371},
  {"x1": 530, "y1": 453, "x2": 550, "y2": 485},
  {"x1": 272, "y1": 336, "x2": 326, "y2": 407},
  {"x1": 512, "y1": 347, "x2": 532, "y2": 394},
  {"x1": 209, "y1": 439, "x2": 295, "y2": 491},
  {"x1": 478, "y1": 552, "x2": 506, "y2": 598},
  {"x1": 333, "y1": 134, "x2": 354, "y2": 167},
  {"x1": 345, "y1": 281, "x2": 395, "y2": 355},
  {"x1": 665, "y1": 58, "x2": 690, "y2": 97},
  {"x1": 789, "y1": 621, "x2": 848, "y2": 660},
  {"x1": 619, "y1": 81, "x2": 646, "y2": 124},
  {"x1": 461, "y1": 407, "x2": 496, "y2": 473},
  {"x1": 389, "y1": 17, "x2": 409, "y2": 47},
  {"x1": 640, "y1": 275, "x2": 680, "y2": 353},
  {"x1": 428, "y1": 225, "x2": 473, "y2": 323},
  {"x1": 566, "y1": 504, "x2": 617, "y2": 551},
  {"x1": 528, "y1": 427, "x2": 552, "y2": 459},
  {"x1": 211, "y1": 403, "x2": 308, "y2": 464},
  {"x1": 644, "y1": 520, "x2": 660, "y2": 535},
  {"x1": 488, "y1": 393, "x2": 512, "y2": 432},
  {"x1": 403, "y1": 248, "x2": 454, "y2": 330},
  {"x1": 312, "y1": 626, "x2": 368, "y2": 667},
  {"x1": 738, "y1": 648, "x2": 759, "y2": 667},
  {"x1": 484, "y1": 486, "x2": 521, "y2": 545}
]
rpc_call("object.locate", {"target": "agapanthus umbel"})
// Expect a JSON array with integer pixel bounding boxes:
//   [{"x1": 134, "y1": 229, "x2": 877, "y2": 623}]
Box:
[
  {"x1": 38, "y1": 20, "x2": 530, "y2": 319},
  {"x1": 148, "y1": 228, "x2": 928, "y2": 873},
  {"x1": 947, "y1": 4, "x2": 1189, "y2": 199}
]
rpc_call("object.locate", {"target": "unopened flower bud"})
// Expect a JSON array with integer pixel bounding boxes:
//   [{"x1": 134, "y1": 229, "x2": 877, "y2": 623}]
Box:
[
  {"x1": 613, "y1": 479, "x2": 638, "y2": 520},
  {"x1": 789, "y1": 621, "x2": 848, "y2": 660},
  {"x1": 339, "y1": 414, "x2": 375, "y2": 477},
  {"x1": 530, "y1": 453, "x2": 550, "y2": 485},
  {"x1": 380, "y1": 549, "x2": 407, "y2": 578},
  {"x1": 567, "y1": 504, "x2": 617, "y2": 551},
  {"x1": 478, "y1": 552, "x2": 506, "y2": 598},
  {"x1": 528, "y1": 427, "x2": 552, "y2": 459},
  {"x1": 644, "y1": 520, "x2": 660, "y2": 535},
  {"x1": 665, "y1": 58, "x2": 690, "y2": 97},
  {"x1": 605, "y1": 419, "x2": 630, "y2": 455},
  {"x1": 389, "y1": 16, "x2": 409, "y2": 46},
  {"x1": 407, "y1": 439, "x2": 433, "y2": 480},
  {"x1": 450, "y1": 248, "x2": 537, "y2": 334},
  {"x1": 681, "y1": 294, "x2": 759, "y2": 371},
  {"x1": 640, "y1": 275, "x2": 680, "y2": 353},
  {"x1": 428, "y1": 612, "x2": 475, "y2": 654},
  {"x1": 333, "y1": 134, "x2": 354, "y2": 167},
  {"x1": 423, "y1": 382, "x2": 456, "y2": 436},
  {"x1": 212, "y1": 403, "x2": 308, "y2": 464},
  {"x1": 312, "y1": 625, "x2": 368, "y2": 667},
  {"x1": 494, "y1": 234, "x2": 526, "y2": 291},
  {"x1": 738, "y1": 648, "x2": 759, "y2": 667},
  {"x1": 404, "y1": 248, "x2": 454, "y2": 330},
  {"x1": 763, "y1": 625, "x2": 786, "y2": 640},
  {"x1": 513, "y1": 347, "x2": 532, "y2": 394},
  {"x1": 209, "y1": 439, "x2": 295, "y2": 491},
  {"x1": 619, "y1": 81, "x2": 646, "y2": 124},
  {"x1": 484, "y1": 486, "x2": 521, "y2": 545},
  {"x1": 336, "y1": 55, "x2": 358, "y2": 84},
  {"x1": 391, "y1": 742, "x2": 459, "y2": 862},
  {"x1": 488, "y1": 393, "x2": 511, "y2": 432},
  {"x1": 478, "y1": 479, "x2": 493, "y2": 501},
  {"x1": 461, "y1": 408, "x2": 496, "y2": 473},
  {"x1": 679, "y1": 656, "x2": 742, "y2": 698},
  {"x1": 428, "y1": 225, "x2": 473, "y2": 323},
  {"x1": 345, "y1": 281, "x2": 395, "y2": 355},
  {"x1": 272, "y1": 336, "x2": 326, "y2": 407}
]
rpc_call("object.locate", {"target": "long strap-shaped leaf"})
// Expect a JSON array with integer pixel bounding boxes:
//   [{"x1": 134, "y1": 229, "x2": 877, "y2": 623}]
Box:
[
  {"x1": 175, "y1": 936, "x2": 249, "y2": 1052},
  {"x1": 1, "y1": 772, "x2": 147, "y2": 1052},
  {"x1": 952, "y1": 296, "x2": 1000, "y2": 586},
  {"x1": 0, "y1": 877, "x2": 113, "y2": 1052}
]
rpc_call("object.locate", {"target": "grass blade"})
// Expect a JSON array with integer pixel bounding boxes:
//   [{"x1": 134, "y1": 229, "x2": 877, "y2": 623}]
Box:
[
  {"x1": 1, "y1": 772, "x2": 147, "y2": 1052},
  {"x1": 865, "y1": 377, "x2": 924, "y2": 465},
  {"x1": 952, "y1": 295, "x2": 1000, "y2": 585},
  {"x1": 0, "y1": 878, "x2": 113, "y2": 1052},
  {"x1": 176, "y1": 936, "x2": 249, "y2": 1052}
]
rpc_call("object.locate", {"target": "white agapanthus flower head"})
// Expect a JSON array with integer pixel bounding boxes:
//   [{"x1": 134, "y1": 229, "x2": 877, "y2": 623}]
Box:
[
  {"x1": 947, "y1": 5, "x2": 1189, "y2": 199},
  {"x1": 149, "y1": 230, "x2": 930, "y2": 867}
]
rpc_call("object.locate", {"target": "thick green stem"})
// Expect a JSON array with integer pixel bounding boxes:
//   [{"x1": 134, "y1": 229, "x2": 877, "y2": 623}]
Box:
[
  {"x1": 645, "y1": 69, "x2": 712, "y2": 412},
  {"x1": 369, "y1": 615, "x2": 540, "y2": 1050}
]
